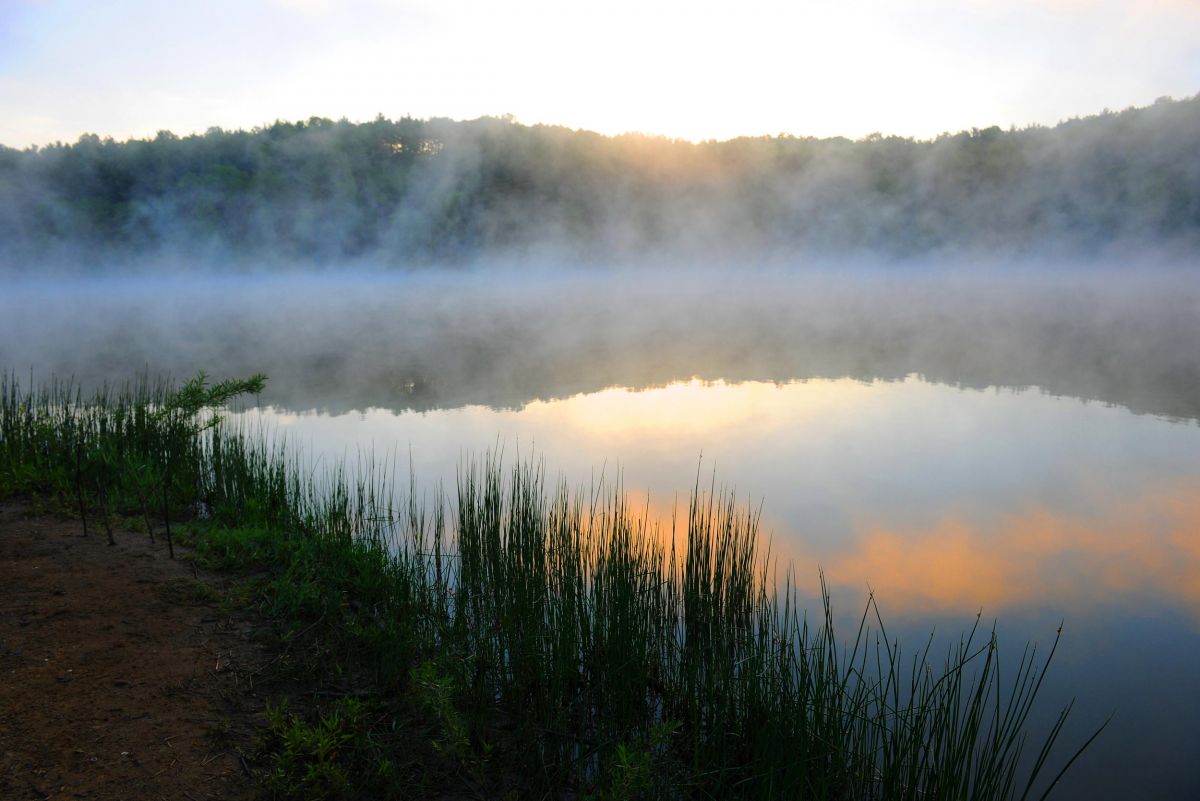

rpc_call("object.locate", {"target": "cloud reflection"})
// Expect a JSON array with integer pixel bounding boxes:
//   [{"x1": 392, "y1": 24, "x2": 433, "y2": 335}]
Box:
[{"x1": 810, "y1": 480, "x2": 1200, "y2": 620}]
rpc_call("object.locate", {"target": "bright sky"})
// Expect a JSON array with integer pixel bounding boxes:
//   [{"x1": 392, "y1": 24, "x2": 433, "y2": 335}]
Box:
[{"x1": 1, "y1": 0, "x2": 1198, "y2": 147}]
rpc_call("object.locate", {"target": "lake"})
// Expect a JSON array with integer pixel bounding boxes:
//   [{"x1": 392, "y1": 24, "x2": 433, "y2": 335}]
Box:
[{"x1": 3, "y1": 266, "x2": 1198, "y2": 798}]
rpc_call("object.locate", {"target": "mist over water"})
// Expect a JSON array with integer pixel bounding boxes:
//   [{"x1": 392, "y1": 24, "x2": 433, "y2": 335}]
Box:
[{"x1": 4, "y1": 262, "x2": 1199, "y2": 420}]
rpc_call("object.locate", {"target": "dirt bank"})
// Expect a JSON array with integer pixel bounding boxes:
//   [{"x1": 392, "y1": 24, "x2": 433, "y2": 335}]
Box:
[{"x1": 0, "y1": 501, "x2": 267, "y2": 801}]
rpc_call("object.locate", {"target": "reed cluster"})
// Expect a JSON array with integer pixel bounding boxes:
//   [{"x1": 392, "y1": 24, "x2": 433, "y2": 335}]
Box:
[{"x1": 0, "y1": 373, "x2": 1092, "y2": 800}]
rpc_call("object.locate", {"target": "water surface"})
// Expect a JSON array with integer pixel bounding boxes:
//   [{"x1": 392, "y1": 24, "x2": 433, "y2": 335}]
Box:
[{"x1": 3, "y1": 268, "x2": 1199, "y2": 798}]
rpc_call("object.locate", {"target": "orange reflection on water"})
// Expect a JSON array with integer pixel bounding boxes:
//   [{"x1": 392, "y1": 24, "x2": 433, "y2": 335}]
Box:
[
  {"x1": 812, "y1": 480, "x2": 1200, "y2": 620},
  {"x1": 560, "y1": 480, "x2": 1200, "y2": 623}
]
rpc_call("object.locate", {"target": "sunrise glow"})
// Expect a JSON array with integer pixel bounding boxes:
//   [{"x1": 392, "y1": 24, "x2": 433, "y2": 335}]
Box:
[{"x1": 3, "y1": 0, "x2": 1198, "y2": 147}]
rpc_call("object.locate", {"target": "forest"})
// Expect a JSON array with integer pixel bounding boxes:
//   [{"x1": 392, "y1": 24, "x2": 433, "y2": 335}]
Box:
[{"x1": 1, "y1": 95, "x2": 1198, "y2": 268}]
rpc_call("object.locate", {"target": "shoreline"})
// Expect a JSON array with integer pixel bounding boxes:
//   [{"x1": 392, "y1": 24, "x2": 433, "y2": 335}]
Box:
[{"x1": 0, "y1": 373, "x2": 1096, "y2": 799}]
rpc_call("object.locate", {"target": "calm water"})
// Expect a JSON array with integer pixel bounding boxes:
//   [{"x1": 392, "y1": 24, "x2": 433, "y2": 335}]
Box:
[
  {"x1": 3, "y1": 269, "x2": 1199, "y2": 797},
  {"x1": 227, "y1": 376, "x2": 1200, "y2": 800}
]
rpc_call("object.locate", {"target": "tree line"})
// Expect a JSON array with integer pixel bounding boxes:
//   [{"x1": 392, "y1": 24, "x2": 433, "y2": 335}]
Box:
[{"x1": 1, "y1": 95, "x2": 1197, "y2": 267}]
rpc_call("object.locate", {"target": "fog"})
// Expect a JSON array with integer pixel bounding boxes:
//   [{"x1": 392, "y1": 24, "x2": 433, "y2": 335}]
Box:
[
  {"x1": 1, "y1": 96, "x2": 1198, "y2": 271},
  {"x1": 3, "y1": 262, "x2": 1197, "y2": 422},
  {"x1": 4, "y1": 94, "x2": 1197, "y2": 421},
  {"x1": 3, "y1": 95, "x2": 1200, "y2": 801}
]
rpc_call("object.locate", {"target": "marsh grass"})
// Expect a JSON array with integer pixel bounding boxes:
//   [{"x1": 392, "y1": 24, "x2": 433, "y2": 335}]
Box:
[{"x1": 0, "y1": 373, "x2": 1097, "y2": 800}]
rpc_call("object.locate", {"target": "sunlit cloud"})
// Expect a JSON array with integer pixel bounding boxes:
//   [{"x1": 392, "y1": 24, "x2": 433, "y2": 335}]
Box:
[{"x1": 268, "y1": 0, "x2": 337, "y2": 15}]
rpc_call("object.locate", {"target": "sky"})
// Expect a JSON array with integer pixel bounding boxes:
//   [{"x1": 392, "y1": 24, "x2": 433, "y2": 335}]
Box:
[{"x1": 1, "y1": 0, "x2": 1198, "y2": 148}]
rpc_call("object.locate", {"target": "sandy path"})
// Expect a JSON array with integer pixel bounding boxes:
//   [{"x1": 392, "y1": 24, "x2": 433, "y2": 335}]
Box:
[{"x1": 0, "y1": 501, "x2": 267, "y2": 801}]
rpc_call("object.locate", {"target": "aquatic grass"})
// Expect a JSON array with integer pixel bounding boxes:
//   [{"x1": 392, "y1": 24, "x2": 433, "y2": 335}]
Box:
[{"x1": 0, "y1": 372, "x2": 1097, "y2": 799}]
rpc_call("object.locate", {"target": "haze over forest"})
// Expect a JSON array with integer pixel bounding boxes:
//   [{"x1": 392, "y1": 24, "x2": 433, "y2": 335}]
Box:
[{"x1": 2, "y1": 95, "x2": 1198, "y2": 269}]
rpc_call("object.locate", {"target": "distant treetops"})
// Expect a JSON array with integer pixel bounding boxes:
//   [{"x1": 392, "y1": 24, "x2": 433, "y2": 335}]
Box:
[{"x1": 2, "y1": 95, "x2": 1197, "y2": 268}]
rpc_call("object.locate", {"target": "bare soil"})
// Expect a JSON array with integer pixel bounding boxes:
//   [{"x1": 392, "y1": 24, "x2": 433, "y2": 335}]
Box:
[{"x1": 0, "y1": 501, "x2": 269, "y2": 801}]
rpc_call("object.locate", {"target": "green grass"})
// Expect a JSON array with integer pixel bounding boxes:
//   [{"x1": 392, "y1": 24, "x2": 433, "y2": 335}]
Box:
[{"x1": 0, "y1": 372, "x2": 1099, "y2": 800}]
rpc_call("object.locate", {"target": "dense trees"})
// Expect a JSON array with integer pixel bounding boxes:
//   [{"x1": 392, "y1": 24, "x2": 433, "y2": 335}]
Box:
[{"x1": 1, "y1": 96, "x2": 1197, "y2": 268}]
